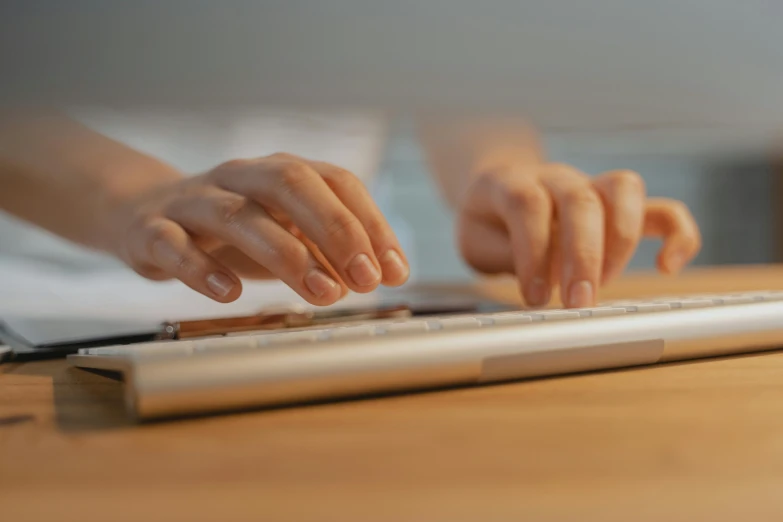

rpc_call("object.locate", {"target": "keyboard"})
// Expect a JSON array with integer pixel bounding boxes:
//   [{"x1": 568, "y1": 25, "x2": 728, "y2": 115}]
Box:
[{"x1": 67, "y1": 291, "x2": 783, "y2": 421}]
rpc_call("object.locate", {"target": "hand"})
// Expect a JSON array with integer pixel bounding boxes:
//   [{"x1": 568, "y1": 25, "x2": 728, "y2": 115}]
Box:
[
  {"x1": 456, "y1": 164, "x2": 702, "y2": 308},
  {"x1": 106, "y1": 153, "x2": 410, "y2": 305}
]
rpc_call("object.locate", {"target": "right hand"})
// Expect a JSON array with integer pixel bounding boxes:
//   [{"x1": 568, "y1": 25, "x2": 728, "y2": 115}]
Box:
[
  {"x1": 454, "y1": 164, "x2": 702, "y2": 308},
  {"x1": 106, "y1": 153, "x2": 411, "y2": 305}
]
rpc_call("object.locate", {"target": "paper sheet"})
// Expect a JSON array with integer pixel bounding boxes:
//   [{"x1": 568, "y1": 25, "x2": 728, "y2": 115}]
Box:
[
  {"x1": 0, "y1": 258, "x2": 386, "y2": 345},
  {"x1": 0, "y1": 257, "x2": 490, "y2": 346}
]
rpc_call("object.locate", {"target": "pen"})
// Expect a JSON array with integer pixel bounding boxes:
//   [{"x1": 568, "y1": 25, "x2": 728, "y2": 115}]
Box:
[{"x1": 159, "y1": 304, "x2": 413, "y2": 339}]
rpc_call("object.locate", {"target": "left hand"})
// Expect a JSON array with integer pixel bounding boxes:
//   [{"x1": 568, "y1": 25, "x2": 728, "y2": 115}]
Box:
[{"x1": 455, "y1": 163, "x2": 702, "y2": 308}]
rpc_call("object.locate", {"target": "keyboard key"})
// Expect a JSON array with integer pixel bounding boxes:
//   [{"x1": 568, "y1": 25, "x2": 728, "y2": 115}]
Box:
[
  {"x1": 73, "y1": 290, "x2": 783, "y2": 364},
  {"x1": 578, "y1": 307, "x2": 627, "y2": 317},
  {"x1": 716, "y1": 294, "x2": 757, "y2": 305},
  {"x1": 376, "y1": 321, "x2": 430, "y2": 334},
  {"x1": 83, "y1": 340, "x2": 195, "y2": 357},
  {"x1": 655, "y1": 298, "x2": 715, "y2": 309},
  {"x1": 255, "y1": 330, "x2": 326, "y2": 347},
  {"x1": 481, "y1": 312, "x2": 534, "y2": 326},
  {"x1": 618, "y1": 303, "x2": 672, "y2": 313},
  {"x1": 528, "y1": 310, "x2": 581, "y2": 321},
  {"x1": 748, "y1": 291, "x2": 783, "y2": 302},
  {"x1": 326, "y1": 325, "x2": 377, "y2": 341},
  {"x1": 194, "y1": 336, "x2": 256, "y2": 352},
  {"x1": 433, "y1": 317, "x2": 484, "y2": 330},
  {"x1": 717, "y1": 292, "x2": 783, "y2": 303}
]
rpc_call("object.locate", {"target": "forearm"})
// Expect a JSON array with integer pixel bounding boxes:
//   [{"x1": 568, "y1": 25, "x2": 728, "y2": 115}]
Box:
[
  {"x1": 415, "y1": 113, "x2": 545, "y2": 207},
  {"x1": 0, "y1": 109, "x2": 183, "y2": 252}
]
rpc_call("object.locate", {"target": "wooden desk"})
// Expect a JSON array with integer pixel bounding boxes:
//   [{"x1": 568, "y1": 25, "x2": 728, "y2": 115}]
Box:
[{"x1": 4, "y1": 265, "x2": 783, "y2": 522}]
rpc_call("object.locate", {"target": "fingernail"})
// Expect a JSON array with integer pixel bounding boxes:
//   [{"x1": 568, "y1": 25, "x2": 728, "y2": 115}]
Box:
[
  {"x1": 207, "y1": 272, "x2": 235, "y2": 297},
  {"x1": 525, "y1": 278, "x2": 550, "y2": 307},
  {"x1": 380, "y1": 250, "x2": 409, "y2": 283},
  {"x1": 305, "y1": 268, "x2": 340, "y2": 298},
  {"x1": 347, "y1": 253, "x2": 381, "y2": 287},
  {"x1": 567, "y1": 280, "x2": 594, "y2": 308}
]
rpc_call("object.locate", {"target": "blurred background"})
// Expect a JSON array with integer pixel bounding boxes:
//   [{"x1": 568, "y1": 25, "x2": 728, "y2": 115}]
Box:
[
  {"x1": 2, "y1": 0, "x2": 783, "y2": 284},
  {"x1": 372, "y1": 119, "x2": 783, "y2": 281}
]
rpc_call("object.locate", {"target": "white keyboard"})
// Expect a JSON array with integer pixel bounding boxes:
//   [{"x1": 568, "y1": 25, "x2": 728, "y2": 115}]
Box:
[{"x1": 67, "y1": 291, "x2": 783, "y2": 421}]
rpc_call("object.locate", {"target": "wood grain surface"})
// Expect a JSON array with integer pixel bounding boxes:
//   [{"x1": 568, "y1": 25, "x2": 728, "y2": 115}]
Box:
[{"x1": 4, "y1": 265, "x2": 783, "y2": 522}]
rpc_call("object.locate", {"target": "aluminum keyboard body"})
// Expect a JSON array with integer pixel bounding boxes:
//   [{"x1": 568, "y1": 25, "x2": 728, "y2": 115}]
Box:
[{"x1": 67, "y1": 292, "x2": 783, "y2": 420}]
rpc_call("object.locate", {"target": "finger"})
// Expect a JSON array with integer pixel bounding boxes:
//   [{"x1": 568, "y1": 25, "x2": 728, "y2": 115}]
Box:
[
  {"x1": 292, "y1": 226, "x2": 351, "y2": 299},
  {"x1": 248, "y1": 168, "x2": 384, "y2": 294},
  {"x1": 643, "y1": 198, "x2": 702, "y2": 274},
  {"x1": 217, "y1": 216, "x2": 350, "y2": 298},
  {"x1": 455, "y1": 215, "x2": 515, "y2": 274},
  {"x1": 591, "y1": 170, "x2": 647, "y2": 284},
  {"x1": 210, "y1": 155, "x2": 382, "y2": 293},
  {"x1": 210, "y1": 245, "x2": 276, "y2": 279},
  {"x1": 539, "y1": 164, "x2": 605, "y2": 308},
  {"x1": 209, "y1": 232, "x2": 350, "y2": 302},
  {"x1": 465, "y1": 170, "x2": 554, "y2": 307},
  {"x1": 166, "y1": 188, "x2": 343, "y2": 305},
  {"x1": 306, "y1": 159, "x2": 410, "y2": 286},
  {"x1": 127, "y1": 217, "x2": 243, "y2": 303}
]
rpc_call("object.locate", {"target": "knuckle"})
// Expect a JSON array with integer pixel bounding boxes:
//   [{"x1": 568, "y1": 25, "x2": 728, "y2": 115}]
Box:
[
  {"x1": 479, "y1": 168, "x2": 508, "y2": 187},
  {"x1": 671, "y1": 199, "x2": 691, "y2": 216},
  {"x1": 574, "y1": 247, "x2": 604, "y2": 270},
  {"x1": 363, "y1": 218, "x2": 388, "y2": 240},
  {"x1": 687, "y1": 226, "x2": 703, "y2": 250},
  {"x1": 607, "y1": 169, "x2": 646, "y2": 195},
  {"x1": 212, "y1": 158, "x2": 254, "y2": 176},
  {"x1": 141, "y1": 220, "x2": 176, "y2": 248},
  {"x1": 476, "y1": 167, "x2": 516, "y2": 194},
  {"x1": 612, "y1": 229, "x2": 638, "y2": 253},
  {"x1": 324, "y1": 212, "x2": 361, "y2": 240},
  {"x1": 546, "y1": 162, "x2": 584, "y2": 179},
  {"x1": 474, "y1": 169, "x2": 503, "y2": 196},
  {"x1": 141, "y1": 222, "x2": 193, "y2": 273},
  {"x1": 275, "y1": 162, "x2": 313, "y2": 191},
  {"x1": 324, "y1": 212, "x2": 358, "y2": 236},
  {"x1": 171, "y1": 251, "x2": 192, "y2": 273},
  {"x1": 657, "y1": 197, "x2": 688, "y2": 214},
  {"x1": 327, "y1": 168, "x2": 362, "y2": 190},
  {"x1": 663, "y1": 198, "x2": 696, "y2": 224},
  {"x1": 561, "y1": 187, "x2": 602, "y2": 209},
  {"x1": 277, "y1": 241, "x2": 310, "y2": 268},
  {"x1": 266, "y1": 151, "x2": 297, "y2": 162},
  {"x1": 505, "y1": 184, "x2": 549, "y2": 214},
  {"x1": 213, "y1": 196, "x2": 248, "y2": 227}
]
